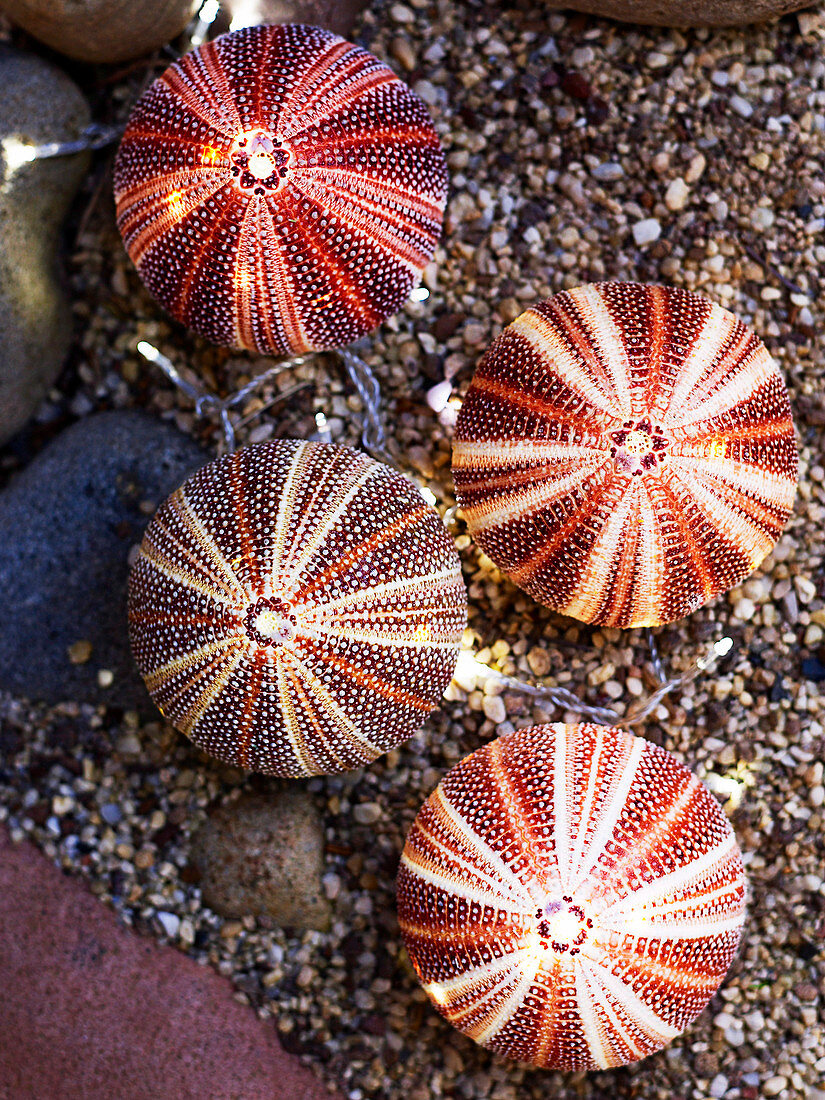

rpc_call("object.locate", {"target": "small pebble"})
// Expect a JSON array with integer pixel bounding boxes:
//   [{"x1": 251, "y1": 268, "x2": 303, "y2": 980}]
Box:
[
  {"x1": 730, "y1": 94, "x2": 754, "y2": 118},
  {"x1": 67, "y1": 640, "x2": 93, "y2": 664},
  {"x1": 664, "y1": 177, "x2": 690, "y2": 211},
  {"x1": 632, "y1": 218, "x2": 661, "y2": 245},
  {"x1": 353, "y1": 802, "x2": 382, "y2": 825},
  {"x1": 763, "y1": 1077, "x2": 788, "y2": 1097},
  {"x1": 155, "y1": 911, "x2": 180, "y2": 938},
  {"x1": 100, "y1": 803, "x2": 122, "y2": 826},
  {"x1": 482, "y1": 694, "x2": 507, "y2": 723},
  {"x1": 709, "y1": 1075, "x2": 729, "y2": 1099}
]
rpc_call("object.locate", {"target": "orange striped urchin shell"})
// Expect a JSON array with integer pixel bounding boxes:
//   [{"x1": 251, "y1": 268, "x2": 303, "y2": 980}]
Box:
[
  {"x1": 452, "y1": 283, "x2": 798, "y2": 628},
  {"x1": 128, "y1": 441, "x2": 467, "y2": 777},
  {"x1": 113, "y1": 24, "x2": 447, "y2": 356},
  {"x1": 398, "y1": 723, "x2": 747, "y2": 1071}
]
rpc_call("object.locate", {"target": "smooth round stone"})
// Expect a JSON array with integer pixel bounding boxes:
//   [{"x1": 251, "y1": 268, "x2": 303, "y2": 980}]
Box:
[
  {"x1": 0, "y1": 412, "x2": 205, "y2": 709},
  {"x1": 0, "y1": 0, "x2": 198, "y2": 63},
  {"x1": 549, "y1": 0, "x2": 814, "y2": 26},
  {"x1": 189, "y1": 791, "x2": 331, "y2": 931},
  {"x1": 0, "y1": 51, "x2": 89, "y2": 446}
]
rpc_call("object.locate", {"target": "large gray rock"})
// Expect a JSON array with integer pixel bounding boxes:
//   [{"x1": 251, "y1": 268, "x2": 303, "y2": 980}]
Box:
[
  {"x1": 190, "y1": 791, "x2": 331, "y2": 931},
  {"x1": 551, "y1": 0, "x2": 814, "y2": 26},
  {"x1": 0, "y1": 0, "x2": 198, "y2": 63},
  {"x1": 0, "y1": 411, "x2": 205, "y2": 709},
  {"x1": 0, "y1": 50, "x2": 89, "y2": 447}
]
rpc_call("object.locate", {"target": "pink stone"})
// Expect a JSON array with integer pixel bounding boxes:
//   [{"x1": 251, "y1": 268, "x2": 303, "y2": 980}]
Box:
[{"x1": 0, "y1": 825, "x2": 337, "y2": 1099}]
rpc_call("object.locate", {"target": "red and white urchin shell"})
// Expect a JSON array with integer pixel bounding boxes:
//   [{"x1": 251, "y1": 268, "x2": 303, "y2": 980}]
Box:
[
  {"x1": 452, "y1": 282, "x2": 798, "y2": 628},
  {"x1": 128, "y1": 440, "x2": 467, "y2": 777},
  {"x1": 397, "y1": 723, "x2": 747, "y2": 1071},
  {"x1": 113, "y1": 23, "x2": 447, "y2": 356}
]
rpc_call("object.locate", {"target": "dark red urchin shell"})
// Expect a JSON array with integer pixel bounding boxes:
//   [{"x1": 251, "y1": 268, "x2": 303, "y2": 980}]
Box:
[
  {"x1": 128, "y1": 441, "x2": 467, "y2": 777},
  {"x1": 452, "y1": 282, "x2": 799, "y2": 628},
  {"x1": 113, "y1": 23, "x2": 447, "y2": 356},
  {"x1": 397, "y1": 723, "x2": 747, "y2": 1071}
]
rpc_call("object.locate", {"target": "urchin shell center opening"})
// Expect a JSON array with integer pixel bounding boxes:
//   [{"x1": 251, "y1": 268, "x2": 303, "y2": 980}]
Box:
[
  {"x1": 230, "y1": 129, "x2": 292, "y2": 194},
  {"x1": 536, "y1": 897, "x2": 593, "y2": 954},
  {"x1": 243, "y1": 596, "x2": 297, "y2": 647},
  {"x1": 607, "y1": 418, "x2": 670, "y2": 476}
]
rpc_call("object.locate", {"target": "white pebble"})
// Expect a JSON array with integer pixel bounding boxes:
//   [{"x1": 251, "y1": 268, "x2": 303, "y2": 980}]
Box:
[
  {"x1": 733, "y1": 597, "x2": 755, "y2": 621},
  {"x1": 730, "y1": 95, "x2": 754, "y2": 118},
  {"x1": 685, "y1": 153, "x2": 707, "y2": 183},
  {"x1": 763, "y1": 1077, "x2": 788, "y2": 1097},
  {"x1": 390, "y1": 3, "x2": 414, "y2": 22},
  {"x1": 156, "y1": 911, "x2": 180, "y2": 938},
  {"x1": 482, "y1": 695, "x2": 507, "y2": 724},
  {"x1": 633, "y1": 218, "x2": 661, "y2": 246},
  {"x1": 322, "y1": 872, "x2": 341, "y2": 900},
  {"x1": 751, "y1": 207, "x2": 775, "y2": 231},
  {"x1": 426, "y1": 380, "x2": 452, "y2": 413},
  {"x1": 709, "y1": 1074, "x2": 729, "y2": 1098},
  {"x1": 664, "y1": 177, "x2": 690, "y2": 211},
  {"x1": 724, "y1": 1026, "x2": 745, "y2": 1046}
]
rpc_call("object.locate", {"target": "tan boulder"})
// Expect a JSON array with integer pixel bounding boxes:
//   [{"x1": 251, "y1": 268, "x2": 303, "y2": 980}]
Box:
[
  {"x1": 0, "y1": 0, "x2": 198, "y2": 63},
  {"x1": 550, "y1": 0, "x2": 815, "y2": 26}
]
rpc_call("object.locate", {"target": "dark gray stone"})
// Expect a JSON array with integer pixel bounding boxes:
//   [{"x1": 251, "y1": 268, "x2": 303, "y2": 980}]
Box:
[
  {"x1": 0, "y1": 411, "x2": 206, "y2": 709},
  {"x1": 190, "y1": 790, "x2": 331, "y2": 931},
  {"x1": 0, "y1": 49, "x2": 90, "y2": 446}
]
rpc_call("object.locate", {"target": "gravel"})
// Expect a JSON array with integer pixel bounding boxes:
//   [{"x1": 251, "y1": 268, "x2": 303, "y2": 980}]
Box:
[{"x1": 1, "y1": 2, "x2": 824, "y2": 1100}]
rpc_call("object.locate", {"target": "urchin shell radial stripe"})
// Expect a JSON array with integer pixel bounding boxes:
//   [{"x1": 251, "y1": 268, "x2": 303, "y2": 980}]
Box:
[
  {"x1": 129, "y1": 440, "x2": 467, "y2": 777},
  {"x1": 113, "y1": 23, "x2": 448, "y2": 355},
  {"x1": 397, "y1": 724, "x2": 747, "y2": 1071},
  {"x1": 453, "y1": 282, "x2": 798, "y2": 627}
]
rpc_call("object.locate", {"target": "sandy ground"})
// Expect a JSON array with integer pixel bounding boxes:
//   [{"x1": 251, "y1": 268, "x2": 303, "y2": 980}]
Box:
[{"x1": 1, "y1": 2, "x2": 824, "y2": 1098}]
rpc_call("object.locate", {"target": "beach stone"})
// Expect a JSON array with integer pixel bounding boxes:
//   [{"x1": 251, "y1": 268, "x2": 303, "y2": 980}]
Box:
[
  {"x1": 550, "y1": 0, "x2": 814, "y2": 26},
  {"x1": 220, "y1": 0, "x2": 369, "y2": 37},
  {"x1": 0, "y1": 825, "x2": 338, "y2": 1100},
  {"x1": 0, "y1": 411, "x2": 205, "y2": 709},
  {"x1": 190, "y1": 791, "x2": 331, "y2": 930},
  {"x1": 0, "y1": 0, "x2": 198, "y2": 63},
  {"x1": 0, "y1": 50, "x2": 90, "y2": 446}
]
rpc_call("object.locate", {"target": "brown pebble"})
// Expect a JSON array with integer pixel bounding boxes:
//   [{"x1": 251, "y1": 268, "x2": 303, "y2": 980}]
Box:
[
  {"x1": 67, "y1": 640, "x2": 93, "y2": 665},
  {"x1": 794, "y1": 981, "x2": 818, "y2": 1001},
  {"x1": 389, "y1": 36, "x2": 416, "y2": 72},
  {"x1": 527, "y1": 646, "x2": 551, "y2": 677},
  {"x1": 433, "y1": 312, "x2": 466, "y2": 341},
  {"x1": 560, "y1": 71, "x2": 591, "y2": 100}
]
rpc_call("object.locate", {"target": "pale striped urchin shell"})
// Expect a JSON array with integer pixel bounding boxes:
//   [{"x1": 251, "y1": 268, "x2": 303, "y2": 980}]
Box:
[
  {"x1": 452, "y1": 283, "x2": 798, "y2": 628},
  {"x1": 397, "y1": 723, "x2": 747, "y2": 1071},
  {"x1": 113, "y1": 23, "x2": 447, "y2": 356},
  {"x1": 128, "y1": 441, "x2": 467, "y2": 777}
]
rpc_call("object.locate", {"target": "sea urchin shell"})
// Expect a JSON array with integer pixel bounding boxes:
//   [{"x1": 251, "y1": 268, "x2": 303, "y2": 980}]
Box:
[
  {"x1": 113, "y1": 23, "x2": 447, "y2": 356},
  {"x1": 398, "y1": 723, "x2": 747, "y2": 1071},
  {"x1": 452, "y1": 283, "x2": 798, "y2": 627},
  {"x1": 128, "y1": 441, "x2": 467, "y2": 777}
]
